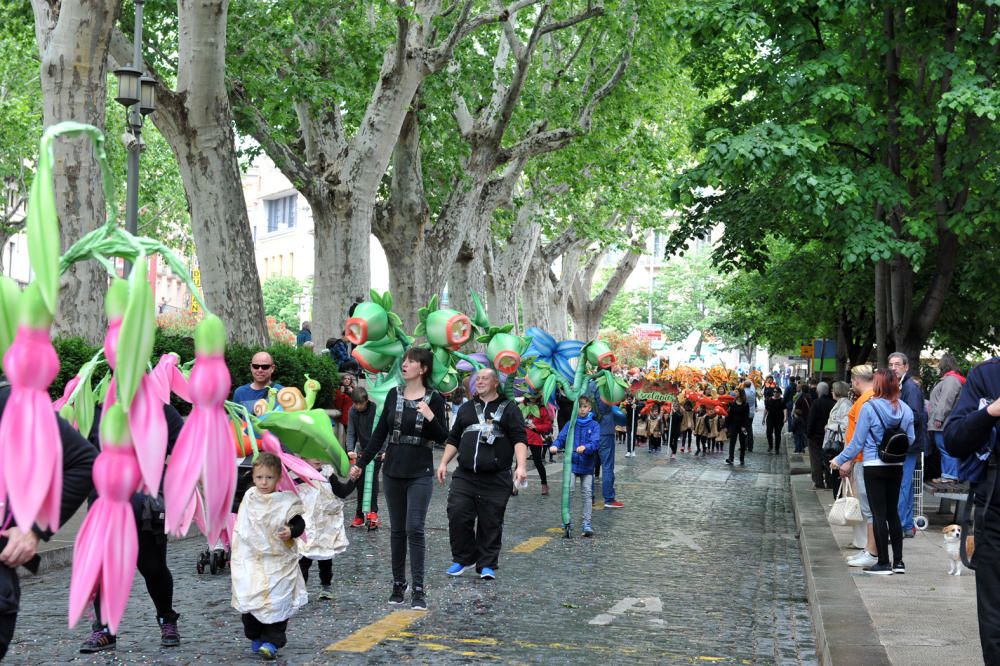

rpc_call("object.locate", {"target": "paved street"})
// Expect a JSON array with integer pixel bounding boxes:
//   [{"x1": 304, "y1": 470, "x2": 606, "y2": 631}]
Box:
[{"x1": 8, "y1": 435, "x2": 816, "y2": 665}]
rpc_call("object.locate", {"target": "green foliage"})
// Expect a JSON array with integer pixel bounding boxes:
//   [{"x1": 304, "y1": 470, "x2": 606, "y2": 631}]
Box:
[
  {"x1": 0, "y1": 2, "x2": 41, "y2": 234},
  {"x1": 51, "y1": 337, "x2": 102, "y2": 401},
  {"x1": 600, "y1": 243, "x2": 727, "y2": 342},
  {"x1": 667, "y1": 0, "x2": 1000, "y2": 357},
  {"x1": 261, "y1": 276, "x2": 303, "y2": 331}
]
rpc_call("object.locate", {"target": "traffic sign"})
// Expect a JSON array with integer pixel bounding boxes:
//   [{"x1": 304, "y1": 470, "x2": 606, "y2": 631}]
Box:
[{"x1": 800, "y1": 344, "x2": 814, "y2": 358}]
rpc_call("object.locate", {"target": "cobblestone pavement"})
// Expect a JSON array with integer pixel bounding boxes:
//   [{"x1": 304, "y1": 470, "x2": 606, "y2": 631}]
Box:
[{"x1": 8, "y1": 431, "x2": 817, "y2": 665}]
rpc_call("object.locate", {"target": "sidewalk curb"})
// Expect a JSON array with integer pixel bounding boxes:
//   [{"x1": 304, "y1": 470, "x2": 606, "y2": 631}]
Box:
[
  {"x1": 786, "y1": 450, "x2": 891, "y2": 666},
  {"x1": 26, "y1": 534, "x2": 196, "y2": 578}
]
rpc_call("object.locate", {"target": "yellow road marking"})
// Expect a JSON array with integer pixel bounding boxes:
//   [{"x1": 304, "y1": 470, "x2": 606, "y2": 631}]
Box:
[
  {"x1": 325, "y1": 610, "x2": 425, "y2": 652},
  {"x1": 546, "y1": 527, "x2": 565, "y2": 534},
  {"x1": 394, "y1": 632, "x2": 751, "y2": 663},
  {"x1": 510, "y1": 536, "x2": 552, "y2": 553}
]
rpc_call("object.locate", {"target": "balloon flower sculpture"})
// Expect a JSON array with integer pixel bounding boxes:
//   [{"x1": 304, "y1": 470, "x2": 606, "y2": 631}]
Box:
[
  {"x1": 521, "y1": 330, "x2": 627, "y2": 536},
  {"x1": 0, "y1": 122, "x2": 244, "y2": 633}
]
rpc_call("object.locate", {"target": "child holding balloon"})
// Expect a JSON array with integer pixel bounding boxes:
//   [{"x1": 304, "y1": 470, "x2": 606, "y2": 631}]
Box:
[{"x1": 549, "y1": 396, "x2": 602, "y2": 537}]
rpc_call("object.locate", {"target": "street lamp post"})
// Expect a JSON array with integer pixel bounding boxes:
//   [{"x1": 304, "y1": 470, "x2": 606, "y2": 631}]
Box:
[{"x1": 113, "y1": 0, "x2": 156, "y2": 275}]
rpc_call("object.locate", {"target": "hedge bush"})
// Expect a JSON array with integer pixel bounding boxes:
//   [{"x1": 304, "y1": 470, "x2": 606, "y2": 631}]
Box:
[{"x1": 49, "y1": 331, "x2": 339, "y2": 413}]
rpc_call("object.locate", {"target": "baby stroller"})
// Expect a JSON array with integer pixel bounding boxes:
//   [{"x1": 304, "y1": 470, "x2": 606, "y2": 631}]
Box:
[{"x1": 196, "y1": 457, "x2": 254, "y2": 574}]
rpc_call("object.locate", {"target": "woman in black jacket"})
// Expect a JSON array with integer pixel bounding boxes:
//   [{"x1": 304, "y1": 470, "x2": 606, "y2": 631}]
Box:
[
  {"x1": 725, "y1": 389, "x2": 751, "y2": 465},
  {"x1": 351, "y1": 347, "x2": 447, "y2": 610},
  {"x1": 764, "y1": 390, "x2": 786, "y2": 453}
]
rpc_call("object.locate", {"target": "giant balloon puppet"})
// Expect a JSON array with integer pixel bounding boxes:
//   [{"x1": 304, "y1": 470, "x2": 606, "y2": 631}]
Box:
[
  {"x1": 1, "y1": 124, "x2": 349, "y2": 633},
  {"x1": 344, "y1": 287, "x2": 629, "y2": 538}
]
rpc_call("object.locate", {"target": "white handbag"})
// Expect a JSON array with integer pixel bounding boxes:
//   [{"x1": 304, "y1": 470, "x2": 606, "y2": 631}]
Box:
[{"x1": 827, "y1": 477, "x2": 864, "y2": 526}]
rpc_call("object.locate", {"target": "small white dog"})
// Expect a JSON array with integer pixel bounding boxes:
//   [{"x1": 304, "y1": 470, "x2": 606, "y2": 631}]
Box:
[{"x1": 942, "y1": 524, "x2": 975, "y2": 576}]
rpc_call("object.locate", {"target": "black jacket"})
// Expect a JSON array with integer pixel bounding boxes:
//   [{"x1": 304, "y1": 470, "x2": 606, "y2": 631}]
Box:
[
  {"x1": 0, "y1": 385, "x2": 96, "y2": 615},
  {"x1": 358, "y1": 388, "x2": 448, "y2": 477},
  {"x1": 725, "y1": 402, "x2": 750, "y2": 436},
  {"x1": 945, "y1": 358, "x2": 1000, "y2": 509},
  {"x1": 807, "y1": 394, "x2": 836, "y2": 438}
]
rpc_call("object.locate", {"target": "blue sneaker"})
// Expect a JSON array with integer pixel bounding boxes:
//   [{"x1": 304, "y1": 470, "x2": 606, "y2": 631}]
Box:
[
  {"x1": 250, "y1": 639, "x2": 262, "y2": 653},
  {"x1": 257, "y1": 642, "x2": 277, "y2": 660},
  {"x1": 582, "y1": 522, "x2": 594, "y2": 537},
  {"x1": 480, "y1": 567, "x2": 496, "y2": 580},
  {"x1": 447, "y1": 562, "x2": 471, "y2": 576}
]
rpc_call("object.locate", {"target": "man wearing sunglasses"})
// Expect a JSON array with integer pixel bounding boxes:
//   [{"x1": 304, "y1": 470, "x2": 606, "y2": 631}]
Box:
[{"x1": 233, "y1": 352, "x2": 283, "y2": 411}]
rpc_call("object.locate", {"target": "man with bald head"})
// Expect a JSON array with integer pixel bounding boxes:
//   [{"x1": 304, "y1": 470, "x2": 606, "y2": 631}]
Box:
[
  {"x1": 233, "y1": 351, "x2": 283, "y2": 410},
  {"x1": 437, "y1": 368, "x2": 528, "y2": 580}
]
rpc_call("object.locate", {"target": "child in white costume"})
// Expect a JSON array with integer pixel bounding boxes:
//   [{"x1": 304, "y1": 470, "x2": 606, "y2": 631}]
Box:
[
  {"x1": 231, "y1": 453, "x2": 307, "y2": 661},
  {"x1": 297, "y1": 462, "x2": 353, "y2": 600}
]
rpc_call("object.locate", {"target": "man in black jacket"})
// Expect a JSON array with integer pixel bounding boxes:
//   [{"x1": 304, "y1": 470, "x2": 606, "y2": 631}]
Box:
[
  {"x1": 0, "y1": 386, "x2": 97, "y2": 660},
  {"x1": 807, "y1": 382, "x2": 836, "y2": 490},
  {"x1": 945, "y1": 357, "x2": 1000, "y2": 663},
  {"x1": 436, "y1": 369, "x2": 527, "y2": 580}
]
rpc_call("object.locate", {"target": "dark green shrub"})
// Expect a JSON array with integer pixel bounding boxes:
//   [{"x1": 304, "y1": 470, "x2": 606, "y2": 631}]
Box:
[{"x1": 51, "y1": 337, "x2": 101, "y2": 400}]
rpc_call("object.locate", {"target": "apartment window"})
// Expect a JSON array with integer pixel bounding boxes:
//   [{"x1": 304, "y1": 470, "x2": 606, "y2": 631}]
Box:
[
  {"x1": 265, "y1": 194, "x2": 297, "y2": 233},
  {"x1": 277, "y1": 255, "x2": 283, "y2": 275}
]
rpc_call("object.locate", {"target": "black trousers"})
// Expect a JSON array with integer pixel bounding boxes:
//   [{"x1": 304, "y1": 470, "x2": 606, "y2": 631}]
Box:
[
  {"x1": 728, "y1": 429, "x2": 747, "y2": 463},
  {"x1": 382, "y1": 473, "x2": 433, "y2": 588},
  {"x1": 528, "y1": 446, "x2": 547, "y2": 485},
  {"x1": 766, "y1": 419, "x2": 783, "y2": 451},
  {"x1": 0, "y1": 563, "x2": 19, "y2": 661},
  {"x1": 649, "y1": 436, "x2": 661, "y2": 451},
  {"x1": 808, "y1": 434, "x2": 826, "y2": 487},
  {"x1": 241, "y1": 613, "x2": 288, "y2": 648},
  {"x1": 94, "y1": 530, "x2": 175, "y2": 630},
  {"x1": 447, "y1": 475, "x2": 511, "y2": 571},
  {"x1": 975, "y1": 507, "x2": 1000, "y2": 664},
  {"x1": 864, "y1": 465, "x2": 903, "y2": 566},
  {"x1": 355, "y1": 457, "x2": 381, "y2": 518},
  {"x1": 298, "y1": 557, "x2": 332, "y2": 586}
]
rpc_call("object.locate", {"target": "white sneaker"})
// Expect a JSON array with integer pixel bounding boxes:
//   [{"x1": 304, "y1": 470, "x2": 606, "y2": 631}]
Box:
[{"x1": 847, "y1": 552, "x2": 878, "y2": 567}]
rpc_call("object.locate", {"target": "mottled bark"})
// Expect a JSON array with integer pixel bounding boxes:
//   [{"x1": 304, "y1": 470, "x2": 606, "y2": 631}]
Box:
[{"x1": 32, "y1": 0, "x2": 121, "y2": 343}]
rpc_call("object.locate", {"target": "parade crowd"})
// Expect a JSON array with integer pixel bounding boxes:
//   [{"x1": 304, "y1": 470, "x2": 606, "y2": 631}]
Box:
[{"x1": 3, "y1": 336, "x2": 1000, "y2": 663}]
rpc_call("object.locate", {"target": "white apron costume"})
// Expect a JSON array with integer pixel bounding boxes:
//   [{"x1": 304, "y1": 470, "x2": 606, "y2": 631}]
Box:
[
  {"x1": 231, "y1": 487, "x2": 308, "y2": 623},
  {"x1": 298, "y1": 466, "x2": 349, "y2": 560}
]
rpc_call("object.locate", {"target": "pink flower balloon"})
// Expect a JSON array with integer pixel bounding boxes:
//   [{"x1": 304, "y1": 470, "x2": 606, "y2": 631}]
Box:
[
  {"x1": 0, "y1": 325, "x2": 62, "y2": 531},
  {"x1": 67, "y1": 405, "x2": 142, "y2": 633}
]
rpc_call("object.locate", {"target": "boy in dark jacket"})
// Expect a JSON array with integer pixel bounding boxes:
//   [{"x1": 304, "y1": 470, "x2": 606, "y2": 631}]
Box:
[{"x1": 549, "y1": 396, "x2": 602, "y2": 536}]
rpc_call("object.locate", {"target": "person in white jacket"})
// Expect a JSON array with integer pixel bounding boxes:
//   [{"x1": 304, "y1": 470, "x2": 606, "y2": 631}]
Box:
[
  {"x1": 823, "y1": 381, "x2": 853, "y2": 495},
  {"x1": 231, "y1": 453, "x2": 307, "y2": 661}
]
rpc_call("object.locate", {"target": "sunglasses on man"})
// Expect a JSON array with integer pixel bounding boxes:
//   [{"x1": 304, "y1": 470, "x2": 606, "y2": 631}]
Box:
[{"x1": 251, "y1": 363, "x2": 272, "y2": 370}]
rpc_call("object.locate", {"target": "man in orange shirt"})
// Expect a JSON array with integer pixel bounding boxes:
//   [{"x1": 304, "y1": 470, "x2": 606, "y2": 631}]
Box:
[{"x1": 839, "y1": 365, "x2": 876, "y2": 566}]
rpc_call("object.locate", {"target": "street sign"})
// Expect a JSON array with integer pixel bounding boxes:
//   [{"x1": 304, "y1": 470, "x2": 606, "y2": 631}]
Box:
[{"x1": 800, "y1": 344, "x2": 813, "y2": 358}]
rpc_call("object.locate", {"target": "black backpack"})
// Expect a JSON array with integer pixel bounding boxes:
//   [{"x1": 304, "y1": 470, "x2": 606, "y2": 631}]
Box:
[{"x1": 870, "y1": 403, "x2": 909, "y2": 464}]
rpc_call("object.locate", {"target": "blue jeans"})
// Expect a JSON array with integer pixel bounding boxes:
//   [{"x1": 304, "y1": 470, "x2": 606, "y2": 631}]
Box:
[
  {"x1": 934, "y1": 430, "x2": 959, "y2": 480},
  {"x1": 896, "y1": 452, "x2": 918, "y2": 532},
  {"x1": 598, "y1": 434, "x2": 616, "y2": 502}
]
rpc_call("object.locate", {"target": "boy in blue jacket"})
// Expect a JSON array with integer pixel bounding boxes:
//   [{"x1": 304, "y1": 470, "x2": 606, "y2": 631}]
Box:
[{"x1": 550, "y1": 396, "x2": 602, "y2": 536}]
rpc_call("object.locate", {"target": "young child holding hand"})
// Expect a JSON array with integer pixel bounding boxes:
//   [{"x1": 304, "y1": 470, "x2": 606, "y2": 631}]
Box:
[
  {"x1": 231, "y1": 452, "x2": 308, "y2": 661},
  {"x1": 297, "y1": 460, "x2": 354, "y2": 600},
  {"x1": 549, "y1": 396, "x2": 602, "y2": 537}
]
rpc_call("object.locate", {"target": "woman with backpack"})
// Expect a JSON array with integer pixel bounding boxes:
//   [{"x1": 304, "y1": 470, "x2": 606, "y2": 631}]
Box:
[{"x1": 830, "y1": 369, "x2": 915, "y2": 575}]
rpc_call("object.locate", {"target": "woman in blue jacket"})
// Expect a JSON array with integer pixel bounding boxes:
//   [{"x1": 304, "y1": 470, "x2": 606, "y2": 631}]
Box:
[
  {"x1": 831, "y1": 369, "x2": 915, "y2": 575},
  {"x1": 550, "y1": 396, "x2": 602, "y2": 537}
]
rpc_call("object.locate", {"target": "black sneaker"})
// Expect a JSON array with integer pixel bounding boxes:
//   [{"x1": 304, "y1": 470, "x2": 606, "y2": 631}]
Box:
[
  {"x1": 411, "y1": 586, "x2": 427, "y2": 610},
  {"x1": 159, "y1": 615, "x2": 180, "y2": 647},
  {"x1": 388, "y1": 582, "x2": 408, "y2": 605},
  {"x1": 863, "y1": 563, "x2": 894, "y2": 575},
  {"x1": 80, "y1": 628, "x2": 116, "y2": 653},
  {"x1": 893, "y1": 561, "x2": 906, "y2": 574}
]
